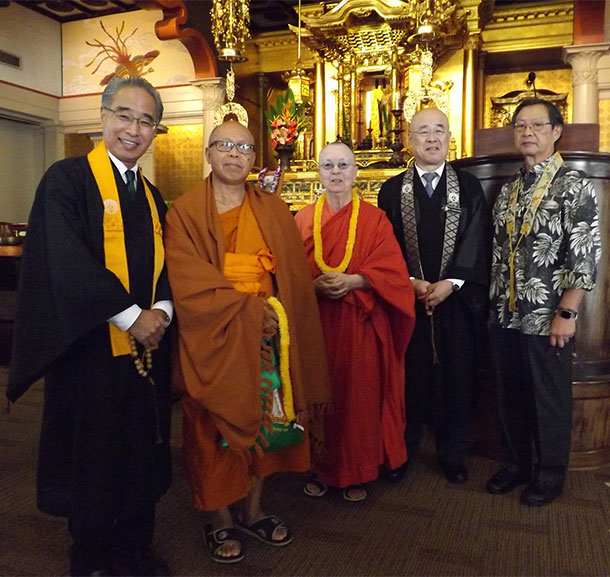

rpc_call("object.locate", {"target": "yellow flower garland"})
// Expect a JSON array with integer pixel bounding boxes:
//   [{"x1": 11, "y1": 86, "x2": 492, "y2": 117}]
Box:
[
  {"x1": 265, "y1": 296, "x2": 296, "y2": 421},
  {"x1": 313, "y1": 190, "x2": 360, "y2": 273}
]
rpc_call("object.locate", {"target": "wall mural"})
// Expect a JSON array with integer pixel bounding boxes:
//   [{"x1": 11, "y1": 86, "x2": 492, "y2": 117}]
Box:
[
  {"x1": 86, "y1": 21, "x2": 159, "y2": 85},
  {"x1": 63, "y1": 10, "x2": 194, "y2": 95}
]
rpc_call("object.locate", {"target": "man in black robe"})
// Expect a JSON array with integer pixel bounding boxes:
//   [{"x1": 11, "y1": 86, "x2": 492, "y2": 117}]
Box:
[
  {"x1": 7, "y1": 77, "x2": 172, "y2": 576},
  {"x1": 378, "y1": 108, "x2": 491, "y2": 484}
]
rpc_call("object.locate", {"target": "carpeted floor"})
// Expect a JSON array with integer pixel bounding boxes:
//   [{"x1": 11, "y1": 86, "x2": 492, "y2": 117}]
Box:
[{"x1": 2, "y1": 364, "x2": 610, "y2": 576}]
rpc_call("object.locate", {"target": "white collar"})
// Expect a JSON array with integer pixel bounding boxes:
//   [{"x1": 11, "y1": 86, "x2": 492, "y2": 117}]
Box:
[
  {"x1": 414, "y1": 163, "x2": 445, "y2": 180},
  {"x1": 107, "y1": 149, "x2": 138, "y2": 181}
]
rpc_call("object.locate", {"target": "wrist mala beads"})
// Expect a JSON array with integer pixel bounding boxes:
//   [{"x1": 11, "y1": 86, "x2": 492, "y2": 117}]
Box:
[{"x1": 129, "y1": 334, "x2": 153, "y2": 377}]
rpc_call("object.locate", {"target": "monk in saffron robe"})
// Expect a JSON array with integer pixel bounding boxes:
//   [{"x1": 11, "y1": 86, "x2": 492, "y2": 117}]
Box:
[
  {"x1": 294, "y1": 142, "x2": 415, "y2": 502},
  {"x1": 164, "y1": 121, "x2": 330, "y2": 564}
]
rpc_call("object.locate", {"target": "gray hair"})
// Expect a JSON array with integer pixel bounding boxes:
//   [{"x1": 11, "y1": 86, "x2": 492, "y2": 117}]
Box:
[{"x1": 101, "y1": 77, "x2": 163, "y2": 123}]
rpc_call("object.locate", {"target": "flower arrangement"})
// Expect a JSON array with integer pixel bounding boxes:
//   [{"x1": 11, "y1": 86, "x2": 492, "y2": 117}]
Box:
[{"x1": 266, "y1": 88, "x2": 310, "y2": 149}]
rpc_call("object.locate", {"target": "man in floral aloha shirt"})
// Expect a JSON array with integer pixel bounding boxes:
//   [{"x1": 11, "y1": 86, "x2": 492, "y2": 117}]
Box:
[{"x1": 486, "y1": 98, "x2": 601, "y2": 507}]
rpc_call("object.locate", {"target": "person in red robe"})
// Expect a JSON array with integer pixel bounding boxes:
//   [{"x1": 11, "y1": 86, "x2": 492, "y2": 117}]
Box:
[{"x1": 294, "y1": 142, "x2": 415, "y2": 501}]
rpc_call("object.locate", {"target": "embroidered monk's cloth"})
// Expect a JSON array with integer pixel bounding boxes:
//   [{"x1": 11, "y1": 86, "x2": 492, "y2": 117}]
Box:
[
  {"x1": 165, "y1": 175, "x2": 331, "y2": 511},
  {"x1": 295, "y1": 199, "x2": 415, "y2": 487}
]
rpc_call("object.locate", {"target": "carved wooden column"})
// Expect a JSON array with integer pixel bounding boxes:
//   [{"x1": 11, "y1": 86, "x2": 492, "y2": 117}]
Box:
[
  {"x1": 563, "y1": 43, "x2": 610, "y2": 123},
  {"x1": 191, "y1": 77, "x2": 225, "y2": 177}
]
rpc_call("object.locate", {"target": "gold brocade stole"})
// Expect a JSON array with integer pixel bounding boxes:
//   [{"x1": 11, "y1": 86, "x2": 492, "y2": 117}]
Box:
[
  {"x1": 87, "y1": 141, "x2": 165, "y2": 356},
  {"x1": 506, "y1": 152, "x2": 563, "y2": 311}
]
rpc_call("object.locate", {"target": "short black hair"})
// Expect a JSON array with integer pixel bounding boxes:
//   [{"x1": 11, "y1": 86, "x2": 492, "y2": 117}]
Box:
[{"x1": 512, "y1": 98, "x2": 564, "y2": 128}]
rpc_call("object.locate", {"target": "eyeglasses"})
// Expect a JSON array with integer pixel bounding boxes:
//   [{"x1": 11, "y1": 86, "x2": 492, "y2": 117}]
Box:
[
  {"x1": 409, "y1": 128, "x2": 447, "y2": 138},
  {"x1": 103, "y1": 107, "x2": 157, "y2": 131},
  {"x1": 210, "y1": 140, "x2": 256, "y2": 154},
  {"x1": 513, "y1": 121, "x2": 553, "y2": 133},
  {"x1": 319, "y1": 161, "x2": 355, "y2": 171}
]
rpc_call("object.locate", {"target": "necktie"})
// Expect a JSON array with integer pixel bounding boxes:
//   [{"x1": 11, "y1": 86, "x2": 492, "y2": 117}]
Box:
[
  {"x1": 125, "y1": 170, "x2": 137, "y2": 200},
  {"x1": 422, "y1": 172, "x2": 436, "y2": 197}
]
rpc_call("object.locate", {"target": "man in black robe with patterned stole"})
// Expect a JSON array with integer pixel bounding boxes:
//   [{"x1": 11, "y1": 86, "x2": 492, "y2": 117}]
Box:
[
  {"x1": 378, "y1": 108, "x2": 491, "y2": 484},
  {"x1": 7, "y1": 77, "x2": 172, "y2": 576}
]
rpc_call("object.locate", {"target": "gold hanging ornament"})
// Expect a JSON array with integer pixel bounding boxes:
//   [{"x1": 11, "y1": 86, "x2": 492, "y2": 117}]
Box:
[
  {"x1": 211, "y1": 0, "x2": 250, "y2": 62},
  {"x1": 214, "y1": 66, "x2": 249, "y2": 127},
  {"x1": 211, "y1": 0, "x2": 250, "y2": 127},
  {"x1": 285, "y1": 0, "x2": 310, "y2": 106}
]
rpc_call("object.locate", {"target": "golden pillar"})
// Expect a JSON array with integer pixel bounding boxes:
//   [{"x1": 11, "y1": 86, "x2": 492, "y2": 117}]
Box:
[
  {"x1": 391, "y1": 52, "x2": 401, "y2": 112},
  {"x1": 350, "y1": 57, "x2": 357, "y2": 146},
  {"x1": 314, "y1": 57, "x2": 326, "y2": 158},
  {"x1": 337, "y1": 64, "x2": 344, "y2": 139},
  {"x1": 461, "y1": 34, "x2": 479, "y2": 158},
  {"x1": 257, "y1": 73, "x2": 268, "y2": 168}
]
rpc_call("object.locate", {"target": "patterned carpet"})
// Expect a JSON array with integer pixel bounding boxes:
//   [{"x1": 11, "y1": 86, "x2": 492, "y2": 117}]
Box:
[{"x1": 2, "y1": 364, "x2": 610, "y2": 576}]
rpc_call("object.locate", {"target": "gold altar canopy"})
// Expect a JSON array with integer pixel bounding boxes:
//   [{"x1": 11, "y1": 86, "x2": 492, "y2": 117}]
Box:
[{"x1": 299, "y1": 0, "x2": 466, "y2": 149}]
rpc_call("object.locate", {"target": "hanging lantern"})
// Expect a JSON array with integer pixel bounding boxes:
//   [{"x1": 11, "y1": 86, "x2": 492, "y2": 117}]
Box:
[
  {"x1": 211, "y1": 0, "x2": 251, "y2": 126},
  {"x1": 285, "y1": 0, "x2": 310, "y2": 105},
  {"x1": 211, "y1": 0, "x2": 251, "y2": 62},
  {"x1": 287, "y1": 65, "x2": 311, "y2": 106}
]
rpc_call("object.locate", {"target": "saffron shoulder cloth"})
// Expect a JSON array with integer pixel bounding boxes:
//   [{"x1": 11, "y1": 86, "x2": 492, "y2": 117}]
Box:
[
  {"x1": 222, "y1": 193, "x2": 304, "y2": 454},
  {"x1": 165, "y1": 176, "x2": 330, "y2": 455}
]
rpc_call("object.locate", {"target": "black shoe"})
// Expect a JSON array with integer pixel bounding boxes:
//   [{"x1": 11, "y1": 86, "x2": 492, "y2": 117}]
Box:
[
  {"x1": 486, "y1": 467, "x2": 530, "y2": 494},
  {"x1": 520, "y1": 479, "x2": 563, "y2": 507},
  {"x1": 384, "y1": 461, "x2": 409, "y2": 482},
  {"x1": 441, "y1": 462, "x2": 468, "y2": 484},
  {"x1": 114, "y1": 548, "x2": 171, "y2": 577}
]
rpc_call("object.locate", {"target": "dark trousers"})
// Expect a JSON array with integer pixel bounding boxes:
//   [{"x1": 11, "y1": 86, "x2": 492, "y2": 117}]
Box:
[
  {"x1": 490, "y1": 326, "x2": 573, "y2": 484},
  {"x1": 406, "y1": 306, "x2": 475, "y2": 467},
  {"x1": 68, "y1": 504, "x2": 155, "y2": 576}
]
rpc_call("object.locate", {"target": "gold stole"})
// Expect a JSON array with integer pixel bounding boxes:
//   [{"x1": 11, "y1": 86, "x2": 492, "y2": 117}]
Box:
[
  {"x1": 506, "y1": 151, "x2": 563, "y2": 311},
  {"x1": 87, "y1": 141, "x2": 165, "y2": 356}
]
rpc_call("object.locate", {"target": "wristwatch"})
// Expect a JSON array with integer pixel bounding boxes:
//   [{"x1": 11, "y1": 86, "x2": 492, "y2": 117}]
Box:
[{"x1": 556, "y1": 307, "x2": 578, "y2": 320}]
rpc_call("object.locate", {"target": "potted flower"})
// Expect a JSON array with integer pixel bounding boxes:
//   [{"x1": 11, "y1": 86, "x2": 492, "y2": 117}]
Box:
[{"x1": 266, "y1": 88, "x2": 310, "y2": 170}]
